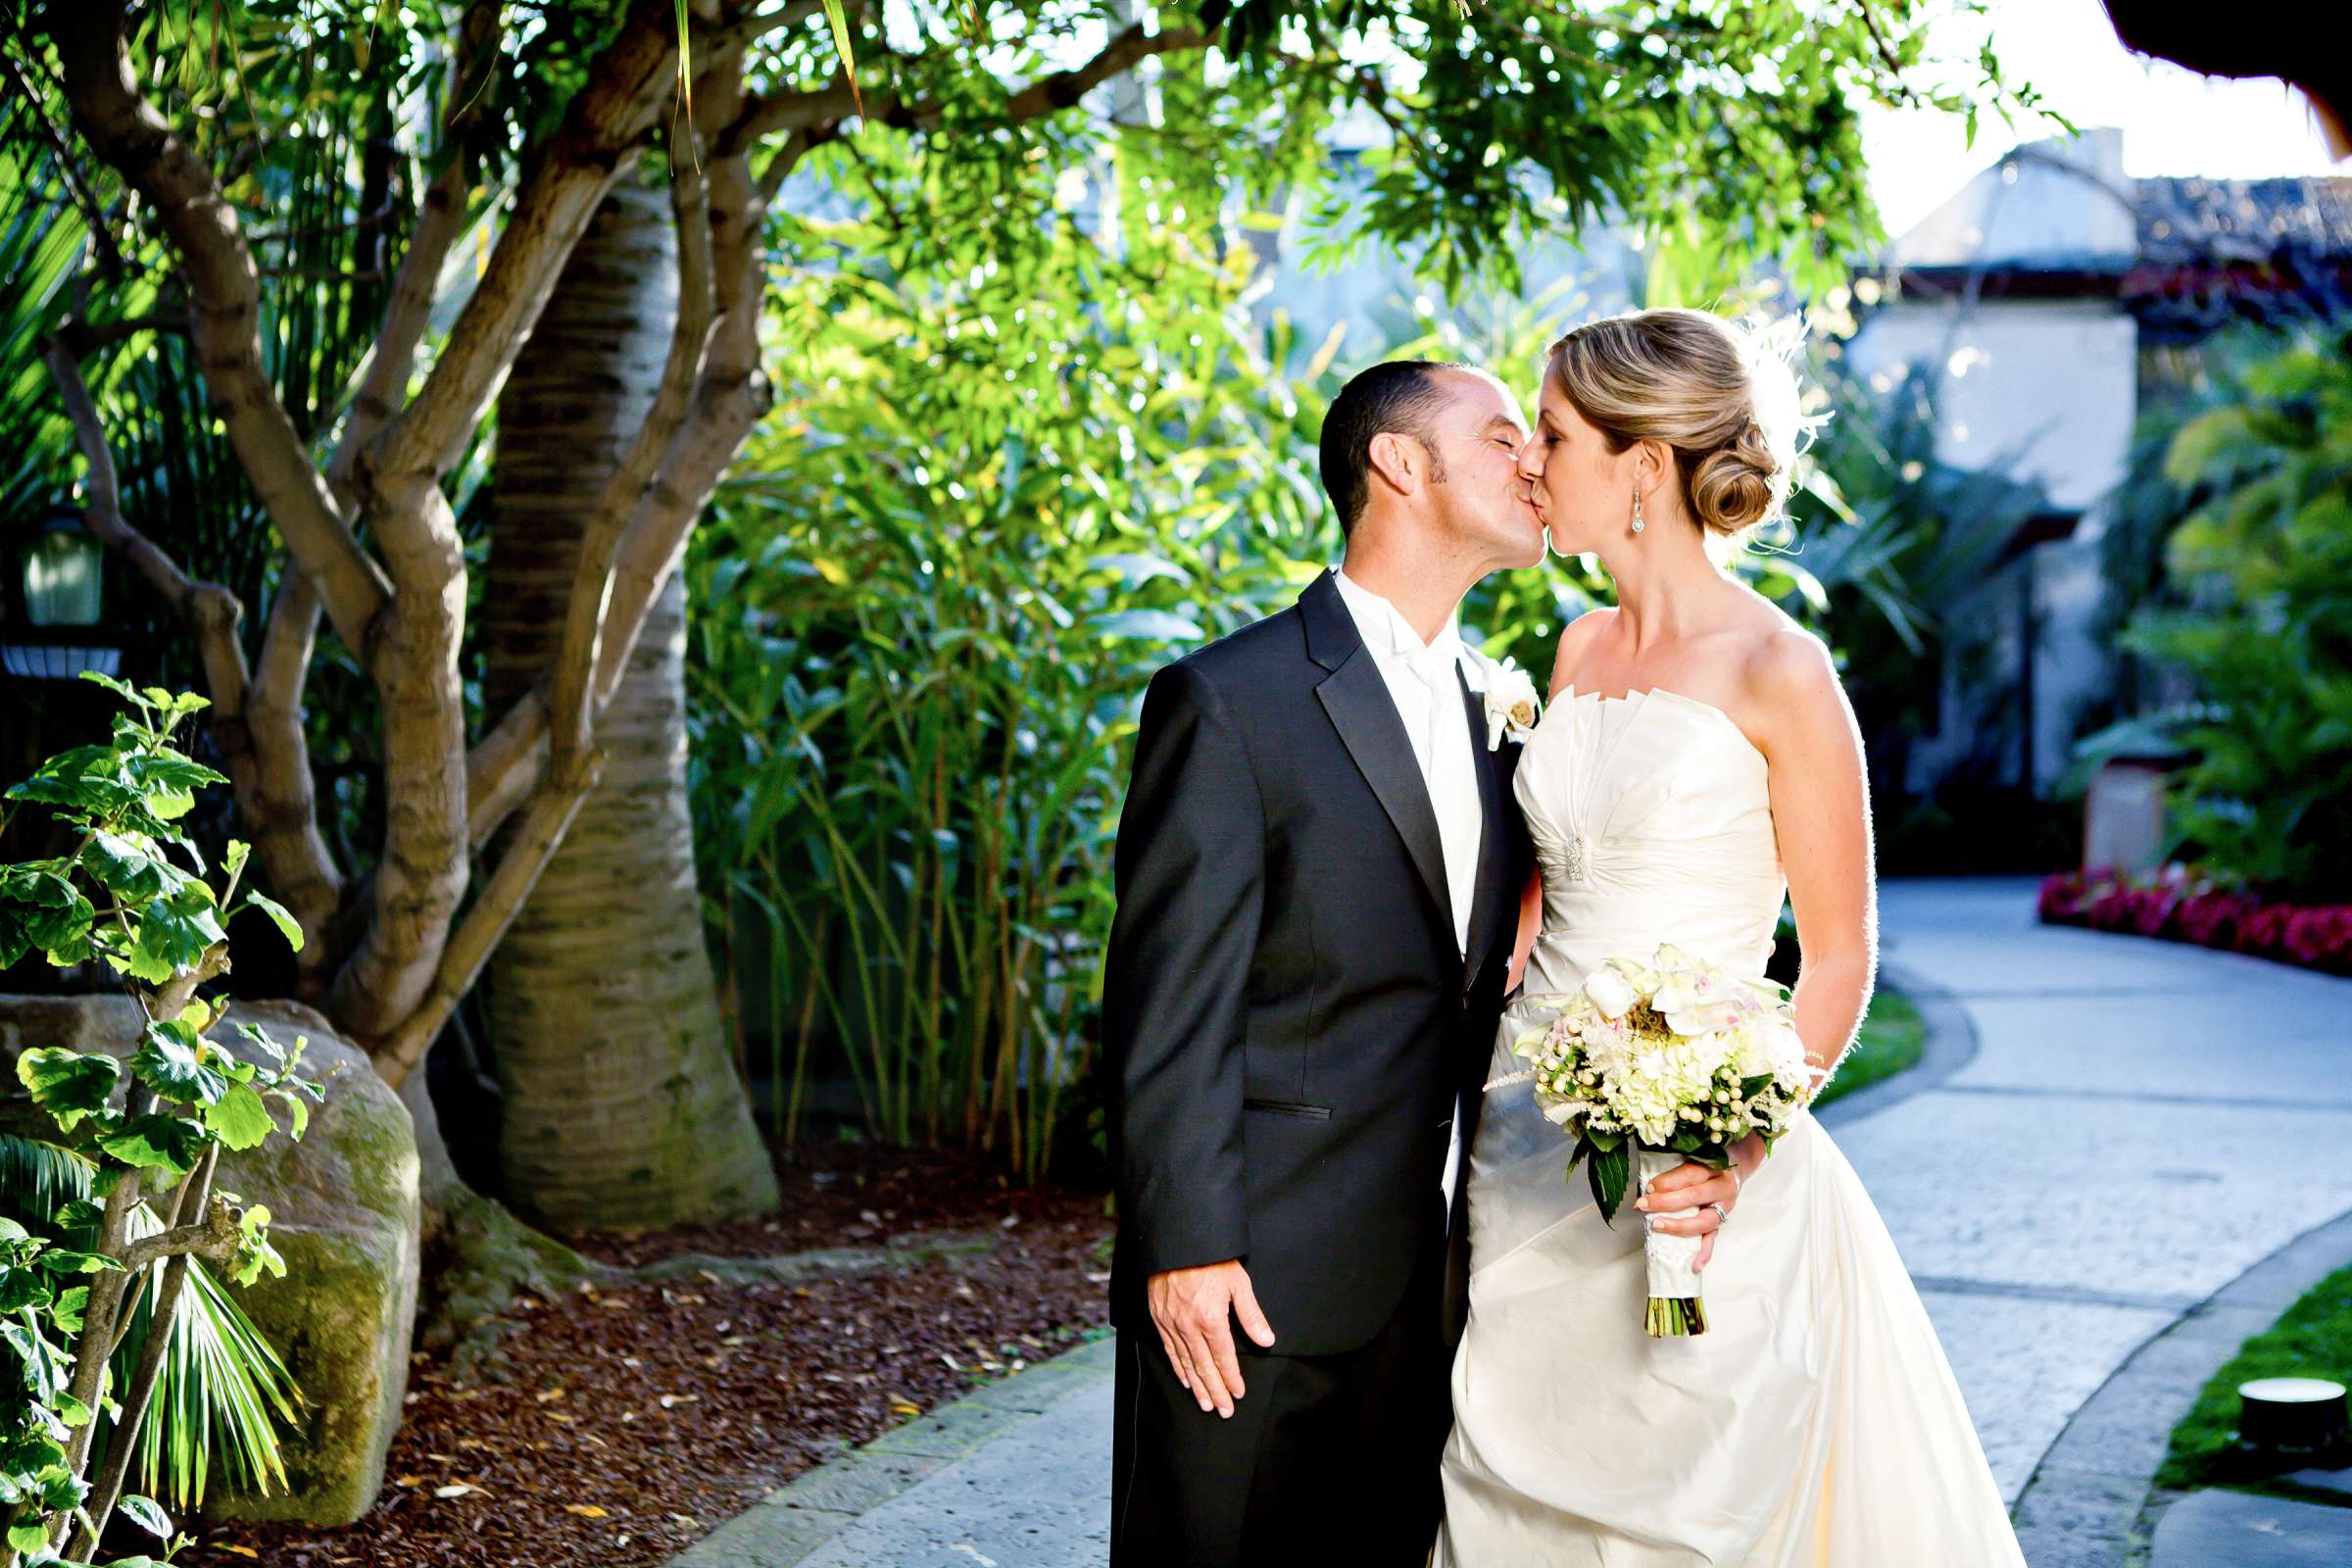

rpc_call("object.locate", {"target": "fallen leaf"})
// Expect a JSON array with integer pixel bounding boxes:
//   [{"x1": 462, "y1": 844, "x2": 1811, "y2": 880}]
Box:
[
  {"x1": 434, "y1": 1483, "x2": 482, "y2": 1499},
  {"x1": 564, "y1": 1504, "x2": 610, "y2": 1519}
]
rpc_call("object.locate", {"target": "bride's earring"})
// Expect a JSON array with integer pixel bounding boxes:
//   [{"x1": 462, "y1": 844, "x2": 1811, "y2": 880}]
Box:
[{"x1": 1631, "y1": 487, "x2": 1645, "y2": 534}]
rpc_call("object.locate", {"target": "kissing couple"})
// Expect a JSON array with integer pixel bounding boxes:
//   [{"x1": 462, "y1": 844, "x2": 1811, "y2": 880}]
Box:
[{"x1": 1102, "y1": 308, "x2": 2026, "y2": 1566}]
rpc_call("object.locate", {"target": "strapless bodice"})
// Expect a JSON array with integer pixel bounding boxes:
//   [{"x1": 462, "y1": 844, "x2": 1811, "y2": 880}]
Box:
[{"x1": 1514, "y1": 686, "x2": 1785, "y2": 994}]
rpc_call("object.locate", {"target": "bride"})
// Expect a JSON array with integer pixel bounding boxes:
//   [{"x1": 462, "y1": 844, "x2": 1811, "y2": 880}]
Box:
[{"x1": 1436, "y1": 309, "x2": 2024, "y2": 1565}]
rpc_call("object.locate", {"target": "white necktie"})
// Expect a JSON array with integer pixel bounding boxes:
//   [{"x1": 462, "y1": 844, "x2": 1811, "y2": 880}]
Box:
[{"x1": 1405, "y1": 642, "x2": 1481, "y2": 956}]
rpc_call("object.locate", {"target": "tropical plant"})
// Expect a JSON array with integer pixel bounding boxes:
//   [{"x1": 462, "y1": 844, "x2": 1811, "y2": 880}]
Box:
[
  {"x1": 2113, "y1": 327, "x2": 2352, "y2": 900},
  {"x1": 0, "y1": 674, "x2": 322, "y2": 1564},
  {"x1": 688, "y1": 172, "x2": 1333, "y2": 1174},
  {"x1": 1761, "y1": 353, "x2": 2053, "y2": 860}
]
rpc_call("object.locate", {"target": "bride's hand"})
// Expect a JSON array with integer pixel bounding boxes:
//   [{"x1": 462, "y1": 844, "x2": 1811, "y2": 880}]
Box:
[{"x1": 1636, "y1": 1134, "x2": 1768, "y2": 1271}]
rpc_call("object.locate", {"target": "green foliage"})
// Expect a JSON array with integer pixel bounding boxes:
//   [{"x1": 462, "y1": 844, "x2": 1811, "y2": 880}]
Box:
[
  {"x1": 0, "y1": 676, "x2": 319, "y2": 1563},
  {"x1": 0, "y1": 1136, "x2": 303, "y2": 1513},
  {"x1": 1766, "y1": 354, "x2": 2052, "y2": 861},
  {"x1": 694, "y1": 133, "x2": 1336, "y2": 1175},
  {"x1": 2117, "y1": 329, "x2": 2352, "y2": 900}
]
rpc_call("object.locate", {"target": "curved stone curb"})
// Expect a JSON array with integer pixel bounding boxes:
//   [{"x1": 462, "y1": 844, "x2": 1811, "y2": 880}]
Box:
[
  {"x1": 1813, "y1": 960, "x2": 1980, "y2": 1131},
  {"x1": 663, "y1": 1335, "x2": 1115, "y2": 1567},
  {"x1": 2010, "y1": 1208, "x2": 2352, "y2": 1568}
]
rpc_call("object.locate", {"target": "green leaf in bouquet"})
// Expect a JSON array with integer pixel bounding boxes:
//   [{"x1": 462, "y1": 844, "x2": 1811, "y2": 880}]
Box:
[
  {"x1": 1740, "y1": 1074, "x2": 1774, "y2": 1101},
  {"x1": 1670, "y1": 1128, "x2": 1702, "y2": 1153},
  {"x1": 17, "y1": 1049, "x2": 121, "y2": 1132},
  {"x1": 1589, "y1": 1143, "x2": 1631, "y2": 1223}
]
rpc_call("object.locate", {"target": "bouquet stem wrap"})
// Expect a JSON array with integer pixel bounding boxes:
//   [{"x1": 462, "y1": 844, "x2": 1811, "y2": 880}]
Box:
[{"x1": 1638, "y1": 1146, "x2": 1708, "y2": 1337}]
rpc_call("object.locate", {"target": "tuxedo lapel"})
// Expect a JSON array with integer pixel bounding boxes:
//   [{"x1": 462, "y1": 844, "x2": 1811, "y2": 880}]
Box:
[{"x1": 1300, "y1": 575, "x2": 1452, "y2": 931}]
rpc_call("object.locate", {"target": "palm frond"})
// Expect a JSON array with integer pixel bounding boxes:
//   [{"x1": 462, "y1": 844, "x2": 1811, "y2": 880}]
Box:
[{"x1": 0, "y1": 1132, "x2": 302, "y2": 1506}]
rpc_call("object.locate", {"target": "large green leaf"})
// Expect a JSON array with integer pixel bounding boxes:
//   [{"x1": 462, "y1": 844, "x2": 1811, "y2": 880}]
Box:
[
  {"x1": 202, "y1": 1085, "x2": 275, "y2": 1151},
  {"x1": 96, "y1": 1113, "x2": 208, "y2": 1178},
  {"x1": 131, "y1": 1020, "x2": 230, "y2": 1106},
  {"x1": 239, "y1": 888, "x2": 304, "y2": 953},
  {"x1": 16, "y1": 1049, "x2": 122, "y2": 1132}
]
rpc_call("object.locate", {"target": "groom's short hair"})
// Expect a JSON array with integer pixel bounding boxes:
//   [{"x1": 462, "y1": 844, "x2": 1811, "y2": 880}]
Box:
[{"x1": 1319, "y1": 360, "x2": 1468, "y2": 536}]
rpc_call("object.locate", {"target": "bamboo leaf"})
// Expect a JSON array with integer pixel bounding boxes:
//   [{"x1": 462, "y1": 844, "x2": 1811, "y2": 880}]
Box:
[{"x1": 820, "y1": 0, "x2": 863, "y2": 119}]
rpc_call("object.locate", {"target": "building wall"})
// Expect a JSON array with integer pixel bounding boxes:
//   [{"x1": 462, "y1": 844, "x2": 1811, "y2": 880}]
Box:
[{"x1": 1846, "y1": 298, "x2": 2138, "y2": 511}]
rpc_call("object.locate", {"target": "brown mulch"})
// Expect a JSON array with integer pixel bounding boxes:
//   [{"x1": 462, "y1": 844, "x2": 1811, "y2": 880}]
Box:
[{"x1": 184, "y1": 1145, "x2": 1115, "y2": 1568}]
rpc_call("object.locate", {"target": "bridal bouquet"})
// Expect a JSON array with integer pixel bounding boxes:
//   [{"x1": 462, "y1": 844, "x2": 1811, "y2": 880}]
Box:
[{"x1": 1505, "y1": 945, "x2": 1814, "y2": 1337}]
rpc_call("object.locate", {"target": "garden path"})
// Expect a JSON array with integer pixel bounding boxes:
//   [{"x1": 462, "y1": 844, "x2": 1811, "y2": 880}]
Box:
[{"x1": 668, "y1": 876, "x2": 2352, "y2": 1567}]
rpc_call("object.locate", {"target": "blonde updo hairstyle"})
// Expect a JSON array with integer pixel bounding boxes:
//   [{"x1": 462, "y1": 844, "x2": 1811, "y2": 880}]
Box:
[{"x1": 1544, "y1": 308, "x2": 1810, "y2": 539}]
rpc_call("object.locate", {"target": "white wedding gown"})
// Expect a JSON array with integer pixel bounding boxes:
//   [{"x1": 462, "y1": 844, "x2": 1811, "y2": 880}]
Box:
[{"x1": 1437, "y1": 688, "x2": 2024, "y2": 1567}]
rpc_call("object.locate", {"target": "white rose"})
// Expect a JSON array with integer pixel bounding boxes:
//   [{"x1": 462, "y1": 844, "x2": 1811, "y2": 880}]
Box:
[
  {"x1": 1481, "y1": 659, "x2": 1543, "y2": 748},
  {"x1": 1583, "y1": 966, "x2": 1641, "y2": 1019}
]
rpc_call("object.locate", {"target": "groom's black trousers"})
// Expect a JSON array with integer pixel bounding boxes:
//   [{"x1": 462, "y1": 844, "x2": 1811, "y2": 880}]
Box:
[{"x1": 1109, "y1": 1245, "x2": 1448, "y2": 1568}]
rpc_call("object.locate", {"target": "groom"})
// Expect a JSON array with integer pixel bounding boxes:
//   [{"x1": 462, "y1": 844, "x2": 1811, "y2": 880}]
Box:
[{"x1": 1103, "y1": 362, "x2": 1545, "y2": 1566}]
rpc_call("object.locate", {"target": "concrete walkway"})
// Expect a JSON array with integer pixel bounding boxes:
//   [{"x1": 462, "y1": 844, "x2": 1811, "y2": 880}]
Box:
[{"x1": 670, "y1": 877, "x2": 2352, "y2": 1567}]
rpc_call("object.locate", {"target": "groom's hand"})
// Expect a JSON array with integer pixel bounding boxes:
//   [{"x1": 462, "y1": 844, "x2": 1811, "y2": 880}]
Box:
[
  {"x1": 1148, "y1": 1260, "x2": 1277, "y2": 1418},
  {"x1": 1636, "y1": 1134, "x2": 1768, "y2": 1272}
]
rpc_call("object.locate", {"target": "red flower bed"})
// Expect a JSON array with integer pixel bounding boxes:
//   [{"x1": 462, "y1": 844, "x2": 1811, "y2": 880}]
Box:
[{"x1": 2038, "y1": 865, "x2": 2352, "y2": 975}]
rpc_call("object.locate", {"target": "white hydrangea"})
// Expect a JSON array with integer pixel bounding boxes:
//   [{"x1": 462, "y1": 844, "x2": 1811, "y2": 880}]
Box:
[{"x1": 1511, "y1": 944, "x2": 1814, "y2": 1157}]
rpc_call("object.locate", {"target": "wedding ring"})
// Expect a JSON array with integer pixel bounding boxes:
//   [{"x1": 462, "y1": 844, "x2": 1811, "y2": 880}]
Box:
[{"x1": 1708, "y1": 1201, "x2": 1729, "y2": 1225}]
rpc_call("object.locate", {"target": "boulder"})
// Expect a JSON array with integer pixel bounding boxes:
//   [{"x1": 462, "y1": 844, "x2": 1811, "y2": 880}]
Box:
[{"x1": 0, "y1": 994, "x2": 418, "y2": 1525}]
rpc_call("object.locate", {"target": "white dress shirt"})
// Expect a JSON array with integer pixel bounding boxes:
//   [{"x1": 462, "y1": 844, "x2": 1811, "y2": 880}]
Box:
[
  {"x1": 1331, "y1": 567, "x2": 1486, "y2": 956},
  {"x1": 1331, "y1": 568, "x2": 1487, "y2": 1210}
]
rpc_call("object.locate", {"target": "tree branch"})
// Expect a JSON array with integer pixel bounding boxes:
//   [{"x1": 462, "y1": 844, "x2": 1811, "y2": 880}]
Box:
[
  {"x1": 362, "y1": 0, "x2": 685, "y2": 488},
  {"x1": 116, "y1": 1193, "x2": 240, "y2": 1274},
  {"x1": 49, "y1": 0, "x2": 393, "y2": 662},
  {"x1": 721, "y1": 22, "x2": 1207, "y2": 154},
  {"x1": 375, "y1": 747, "x2": 604, "y2": 1089},
  {"x1": 327, "y1": 0, "x2": 501, "y2": 495},
  {"x1": 552, "y1": 137, "x2": 717, "y2": 765}
]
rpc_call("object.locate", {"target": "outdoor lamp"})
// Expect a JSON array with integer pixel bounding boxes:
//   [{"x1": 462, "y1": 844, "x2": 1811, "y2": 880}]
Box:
[
  {"x1": 23, "y1": 508, "x2": 103, "y2": 627},
  {"x1": 2, "y1": 506, "x2": 119, "y2": 681},
  {"x1": 2236, "y1": 1376, "x2": 2350, "y2": 1462}
]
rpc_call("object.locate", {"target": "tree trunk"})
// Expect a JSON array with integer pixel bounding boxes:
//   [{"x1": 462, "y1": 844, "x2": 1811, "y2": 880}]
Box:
[{"x1": 481, "y1": 174, "x2": 777, "y2": 1231}]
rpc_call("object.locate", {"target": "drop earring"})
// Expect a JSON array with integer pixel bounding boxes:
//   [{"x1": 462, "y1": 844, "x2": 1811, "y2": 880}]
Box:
[{"x1": 1631, "y1": 487, "x2": 1645, "y2": 534}]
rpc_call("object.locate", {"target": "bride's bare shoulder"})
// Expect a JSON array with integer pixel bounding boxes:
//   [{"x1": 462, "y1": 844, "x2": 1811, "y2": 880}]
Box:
[
  {"x1": 1737, "y1": 619, "x2": 1852, "y2": 753},
  {"x1": 1547, "y1": 608, "x2": 1617, "y2": 699}
]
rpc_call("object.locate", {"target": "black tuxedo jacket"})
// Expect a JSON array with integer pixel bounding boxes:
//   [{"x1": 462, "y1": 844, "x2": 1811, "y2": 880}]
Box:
[{"x1": 1103, "y1": 571, "x2": 1533, "y2": 1358}]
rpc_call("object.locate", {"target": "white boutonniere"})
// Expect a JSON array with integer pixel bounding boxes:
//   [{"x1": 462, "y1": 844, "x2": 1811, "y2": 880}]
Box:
[{"x1": 1482, "y1": 658, "x2": 1542, "y2": 751}]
